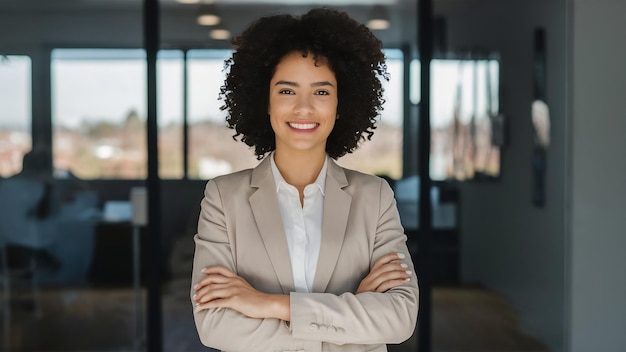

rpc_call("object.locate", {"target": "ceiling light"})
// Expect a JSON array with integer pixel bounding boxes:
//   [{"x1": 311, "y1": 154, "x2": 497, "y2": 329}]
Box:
[
  {"x1": 196, "y1": 5, "x2": 221, "y2": 26},
  {"x1": 367, "y1": 19, "x2": 390, "y2": 30},
  {"x1": 210, "y1": 27, "x2": 231, "y2": 40},
  {"x1": 367, "y1": 5, "x2": 390, "y2": 30},
  {"x1": 198, "y1": 13, "x2": 220, "y2": 26}
]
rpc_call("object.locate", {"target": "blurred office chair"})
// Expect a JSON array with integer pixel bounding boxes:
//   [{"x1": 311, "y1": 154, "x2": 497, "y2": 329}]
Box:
[
  {"x1": 0, "y1": 178, "x2": 61, "y2": 350},
  {"x1": 0, "y1": 242, "x2": 44, "y2": 350}
]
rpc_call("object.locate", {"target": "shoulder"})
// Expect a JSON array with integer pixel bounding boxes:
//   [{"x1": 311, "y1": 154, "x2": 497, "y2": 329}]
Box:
[
  {"x1": 343, "y1": 167, "x2": 382, "y2": 185},
  {"x1": 332, "y1": 165, "x2": 399, "y2": 220},
  {"x1": 337, "y1": 165, "x2": 394, "y2": 196},
  {"x1": 205, "y1": 168, "x2": 254, "y2": 197},
  {"x1": 210, "y1": 168, "x2": 253, "y2": 186},
  {"x1": 200, "y1": 170, "x2": 254, "y2": 213}
]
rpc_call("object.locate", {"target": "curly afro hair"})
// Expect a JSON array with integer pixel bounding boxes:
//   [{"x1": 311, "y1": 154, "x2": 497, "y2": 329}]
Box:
[{"x1": 220, "y1": 7, "x2": 389, "y2": 159}]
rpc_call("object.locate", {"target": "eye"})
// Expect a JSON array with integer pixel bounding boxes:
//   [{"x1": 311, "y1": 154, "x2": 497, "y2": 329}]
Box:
[
  {"x1": 314, "y1": 90, "x2": 330, "y2": 96},
  {"x1": 279, "y1": 89, "x2": 295, "y2": 95}
]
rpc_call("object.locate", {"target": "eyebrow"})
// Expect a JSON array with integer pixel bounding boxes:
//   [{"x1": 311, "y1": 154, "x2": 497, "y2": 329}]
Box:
[{"x1": 274, "y1": 80, "x2": 335, "y2": 88}]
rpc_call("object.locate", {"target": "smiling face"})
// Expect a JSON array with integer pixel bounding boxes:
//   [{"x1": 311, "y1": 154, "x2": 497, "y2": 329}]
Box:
[{"x1": 268, "y1": 51, "x2": 338, "y2": 158}]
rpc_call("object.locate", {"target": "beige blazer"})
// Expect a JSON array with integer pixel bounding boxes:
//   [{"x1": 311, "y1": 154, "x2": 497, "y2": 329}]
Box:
[{"x1": 191, "y1": 157, "x2": 419, "y2": 352}]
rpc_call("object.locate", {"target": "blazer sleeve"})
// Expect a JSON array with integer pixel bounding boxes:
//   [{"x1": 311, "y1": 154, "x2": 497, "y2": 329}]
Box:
[
  {"x1": 289, "y1": 179, "x2": 419, "y2": 345},
  {"x1": 191, "y1": 180, "x2": 317, "y2": 351}
]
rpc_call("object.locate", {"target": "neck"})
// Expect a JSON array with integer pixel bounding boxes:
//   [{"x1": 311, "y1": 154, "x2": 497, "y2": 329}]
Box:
[{"x1": 273, "y1": 150, "x2": 326, "y2": 190}]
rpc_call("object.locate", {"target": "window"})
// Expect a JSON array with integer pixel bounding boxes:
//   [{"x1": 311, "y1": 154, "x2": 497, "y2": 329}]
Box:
[
  {"x1": 337, "y1": 49, "x2": 404, "y2": 179},
  {"x1": 51, "y1": 49, "x2": 147, "y2": 179},
  {"x1": 158, "y1": 50, "x2": 184, "y2": 179},
  {"x1": 430, "y1": 59, "x2": 501, "y2": 181},
  {"x1": 0, "y1": 55, "x2": 32, "y2": 178},
  {"x1": 186, "y1": 49, "x2": 259, "y2": 179},
  {"x1": 156, "y1": 49, "x2": 260, "y2": 180},
  {"x1": 411, "y1": 57, "x2": 501, "y2": 181},
  {"x1": 48, "y1": 48, "x2": 406, "y2": 180}
]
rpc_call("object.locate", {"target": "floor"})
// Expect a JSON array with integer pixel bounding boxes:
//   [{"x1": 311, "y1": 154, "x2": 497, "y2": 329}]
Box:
[{"x1": 1, "y1": 283, "x2": 548, "y2": 352}]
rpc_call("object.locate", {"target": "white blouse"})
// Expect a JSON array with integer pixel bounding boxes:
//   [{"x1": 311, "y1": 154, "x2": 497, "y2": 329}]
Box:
[{"x1": 270, "y1": 153, "x2": 328, "y2": 293}]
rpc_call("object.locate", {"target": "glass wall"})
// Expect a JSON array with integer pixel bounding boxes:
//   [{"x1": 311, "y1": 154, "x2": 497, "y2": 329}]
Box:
[
  {"x1": 0, "y1": 1, "x2": 146, "y2": 351},
  {"x1": 0, "y1": 55, "x2": 32, "y2": 178}
]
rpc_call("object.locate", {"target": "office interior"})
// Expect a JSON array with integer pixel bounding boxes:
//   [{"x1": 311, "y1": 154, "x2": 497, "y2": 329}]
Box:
[{"x1": 0, "y1": 0, "x2": 624, "y2": 351}]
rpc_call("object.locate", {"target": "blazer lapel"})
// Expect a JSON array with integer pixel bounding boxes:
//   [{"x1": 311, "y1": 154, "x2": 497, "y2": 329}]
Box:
[
  {"x1": 249, "y1": 157, "x2": 295, "y2": 294},
  {"x1": 313, "y1": 159, "x2": 351, "y2": 293}
]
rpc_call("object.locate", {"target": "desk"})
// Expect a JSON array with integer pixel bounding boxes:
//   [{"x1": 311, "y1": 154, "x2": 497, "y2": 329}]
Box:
[
  {"x1": 88, "y1": 222, "x2": 148, "y2": 286},
  {"x1": 406, "y1": 228, "x2": 460, "y2": 284}
]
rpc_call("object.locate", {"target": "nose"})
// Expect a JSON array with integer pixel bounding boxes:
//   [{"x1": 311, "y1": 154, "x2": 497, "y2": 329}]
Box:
[{"x1": 293, "y1": 95, "x2": 313, "y2": 115}]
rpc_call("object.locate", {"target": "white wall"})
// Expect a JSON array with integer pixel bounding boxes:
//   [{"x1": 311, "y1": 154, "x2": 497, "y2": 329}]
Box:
[
  {"x1": 570, "y1": 1, "x2": 626, "y2": 351},
  {"x1": 445, "y1": 1, "x2": 568, "y2": 351}
]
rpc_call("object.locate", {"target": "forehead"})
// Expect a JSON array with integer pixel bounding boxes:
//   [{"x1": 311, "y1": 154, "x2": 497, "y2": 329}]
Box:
[{"x1": 272, "y1": 51, "x2": 335, "y2": 79}]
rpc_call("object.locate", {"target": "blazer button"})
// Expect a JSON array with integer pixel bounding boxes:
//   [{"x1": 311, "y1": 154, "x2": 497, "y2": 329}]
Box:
[
  {"x1": 336, "y1": 327, "x2": 345, "y2": 334},
  {"x1": 328, "y1": 326, "x2": 337, "y2": 332},
  {"x1": 309, "y1": 323, "x2": 319, "y2": 331},
  {"x1": 319, "y1": 325, "x2": 328, "y2": 332}
]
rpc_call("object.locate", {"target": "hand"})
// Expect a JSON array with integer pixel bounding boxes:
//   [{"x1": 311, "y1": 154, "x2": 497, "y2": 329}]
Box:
[
  {"x1": 192, "y1": 266, "x2": 290, "y2": 320},
  {"x1": 356, "y1": 252, "x2": 412, "y2": 294}
]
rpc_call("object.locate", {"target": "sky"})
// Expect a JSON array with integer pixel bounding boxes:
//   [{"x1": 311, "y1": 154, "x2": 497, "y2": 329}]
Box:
[{"x1": 0, "y1": 56, "x2": 32, "y2": 131}]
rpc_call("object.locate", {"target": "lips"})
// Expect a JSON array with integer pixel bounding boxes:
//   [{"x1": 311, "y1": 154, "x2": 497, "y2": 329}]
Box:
[{"x1": 288, "y1": 122, "x2": 318, "y2": 130}]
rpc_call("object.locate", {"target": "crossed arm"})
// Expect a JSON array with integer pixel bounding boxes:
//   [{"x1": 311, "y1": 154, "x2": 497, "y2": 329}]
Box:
[{"x1": 192, "y1": 251, "x2": 413, "y2": 320}]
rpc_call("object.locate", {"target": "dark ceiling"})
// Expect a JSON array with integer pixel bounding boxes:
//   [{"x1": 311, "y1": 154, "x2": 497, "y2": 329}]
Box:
[{"x1": 0, "y1": 0, "x2": 486, "y2": 48}]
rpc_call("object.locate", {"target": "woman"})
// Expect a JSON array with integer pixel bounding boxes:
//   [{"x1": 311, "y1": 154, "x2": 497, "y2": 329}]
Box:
[{"x1": 191, "y1": 8, "x2": 419, "y2": 351}]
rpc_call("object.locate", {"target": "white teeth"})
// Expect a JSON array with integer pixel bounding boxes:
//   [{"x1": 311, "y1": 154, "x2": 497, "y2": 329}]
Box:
[{"x1": 289, "y1": 122, "x2": 317, "y2": 130}]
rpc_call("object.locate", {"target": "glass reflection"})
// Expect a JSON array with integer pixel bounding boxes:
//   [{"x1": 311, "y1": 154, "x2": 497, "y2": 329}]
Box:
[
  {"x1": 157, "y1": 50, "x2": 185, "y2": 179},
  {"x1": 0, "y1": 55, "x2": 32, "y2": 178}
]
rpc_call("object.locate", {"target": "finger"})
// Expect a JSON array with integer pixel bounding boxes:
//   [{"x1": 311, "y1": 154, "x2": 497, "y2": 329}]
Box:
[
  {"x1": 195, "y1": 283, "x2": 239, "y2": 304},
  {"x1": 376, "y1": 267, "x2": 412, "y2": 285},
  {"x1": 193, "y1": 282, "x2": 230, "y2": 302},
  {"x1": 195, "y1": 298, "x2": 228, "y2": 312},
  {"x1": 194, "y1": 273, "x2": 232, "y2": 290},
  {"x1": 359, "y1": 262, "x2": 404, "y2": 290},
  {"x1": 371, "y1": 252, "x2": 397, "y2": 269},
  {"x1": 201, "y1": 265, "x2": 237, "y2": 277},
  {"x1": 375, "y1": 277, "x2": 412, "y2": 293},
  {"x1": 366, "y1": 262, "x2": 411, "y2": 284},
  {"x1": 372, "y1": 252, "x2": 407, "y2": 270},
  {"x1": 367, "y1": 265, "x2": 412, "y2": 290}
]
